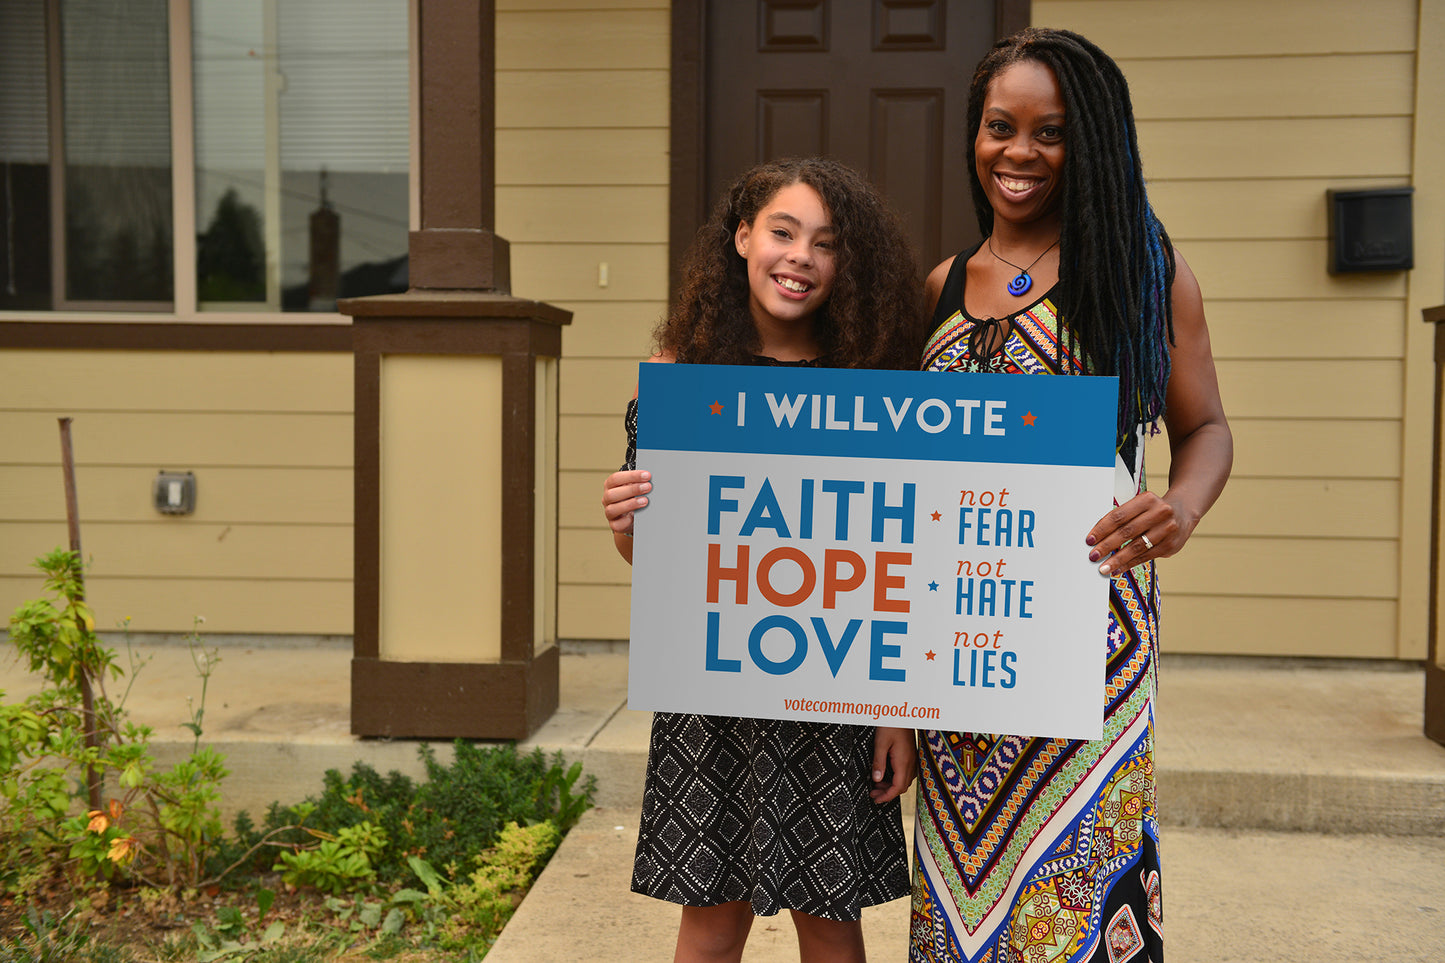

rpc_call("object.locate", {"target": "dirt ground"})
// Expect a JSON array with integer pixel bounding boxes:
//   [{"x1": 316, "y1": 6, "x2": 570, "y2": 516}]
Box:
[{"x1": 0, "y1": 873, "x2": 453, "y2": 961}]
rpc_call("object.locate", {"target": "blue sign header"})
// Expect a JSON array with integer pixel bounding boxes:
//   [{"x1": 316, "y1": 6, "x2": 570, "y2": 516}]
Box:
[{"x1": 637, "y1": 364, "x2": 1118, "y2": 468}]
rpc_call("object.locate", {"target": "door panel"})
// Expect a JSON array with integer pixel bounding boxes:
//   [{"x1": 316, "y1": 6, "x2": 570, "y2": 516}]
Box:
[
  {"x1": 758, "y1": 91, "x2": 829, "y2": 158},
  {"x1": 703, "y1": 0, "x2": 1001, "y2": 272},
  {"x1": 871, "y1": 89, "x2": 945, "y2": 265}
]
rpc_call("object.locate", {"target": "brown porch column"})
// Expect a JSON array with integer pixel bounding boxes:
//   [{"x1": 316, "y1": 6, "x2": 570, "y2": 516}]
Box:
[
  {"x1": 339, "y1": 0, "x2": 570, "y2": 739},
  {"x1": 1427, "y1": 305, "x2": 1445, "y2": 747}
]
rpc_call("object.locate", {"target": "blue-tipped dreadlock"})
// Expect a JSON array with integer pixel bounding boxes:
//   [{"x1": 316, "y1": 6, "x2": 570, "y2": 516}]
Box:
[{"x1": 966, "y1": 28, "x2": 1175, "y2": 450}]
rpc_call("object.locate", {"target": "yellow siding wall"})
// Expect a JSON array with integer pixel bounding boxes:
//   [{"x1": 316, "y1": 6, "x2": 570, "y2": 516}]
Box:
[
  {"x1": 0, "y1": 1, "x2": 664, "y2": 642},
  {"x1": 1034, "y1": 0, "x2": 1438, "y2": 657},
  {"x1": 496, "y1": 0, "x2": 669, "y2": 640},
  {"x1": 0, "y1": 350, "x2": 353, "y2": 635},
  {"x1": 1421, "y1": 6, "x2": 1445, "y2": 670},
  {"x1": 9, "y1": 1, "x2": 1438, "y2": 660}
]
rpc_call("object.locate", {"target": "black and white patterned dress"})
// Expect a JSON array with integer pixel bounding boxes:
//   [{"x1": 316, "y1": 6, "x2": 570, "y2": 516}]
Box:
[{"x1": 624, "y1": 357, "x2": 911, "y2": 921}]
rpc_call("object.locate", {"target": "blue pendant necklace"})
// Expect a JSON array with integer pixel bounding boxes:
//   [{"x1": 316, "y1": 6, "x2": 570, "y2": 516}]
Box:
[{"x1": 988, "y1": 235, "x2": 1059, "y2": 297}]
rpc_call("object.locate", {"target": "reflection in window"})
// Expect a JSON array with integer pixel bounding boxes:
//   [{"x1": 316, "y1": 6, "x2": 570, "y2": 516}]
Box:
[
  {"x1": 0, "y1": 0, "x2": 408, "y2": 314},
  {"x1": 193, "y1": 0, "x2": 409, "y2": 312},
  {"x1": 0, "y1": 0, "x2": 51, "y2": 310},
  {"x1": 63, "y1": 0, "x2": 174, "y2": 305},
  {"x1": 2, "y1": 0, "x2": 174, "y2": 309}
]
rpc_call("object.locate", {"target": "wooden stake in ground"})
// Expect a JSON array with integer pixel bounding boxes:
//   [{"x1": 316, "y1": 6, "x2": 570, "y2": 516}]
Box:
[{"x1": 58, "y1": 417, "x2": 102, "y2": 812}]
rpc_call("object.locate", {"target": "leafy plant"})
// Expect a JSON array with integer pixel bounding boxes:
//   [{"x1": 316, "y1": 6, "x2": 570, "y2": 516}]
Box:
[
  {"x1": 6, "y1": 548, "x2": 116, "y2": 813},
  {"x1": 187, "y1": 894, "x2": 288, "y2": 963},
  {"x1": 7, "y1": 551, "x2": 111, "y2": 689},
  {"x1": 1, "y1": 551, "x2": 263, "y2": 893},
  {"x1": 538, "y1": 757, "x2": 593, "y2": 833},
  {"x1": 320, "y1": 894, "x2": 407, "y2": 940},
  {"x1": 274, "y1": 821, "x2": 388, "y2": 895},
  {"x1": 258, "y1": 741, "x2": 595, "y2": 886},
  {"x1": 1, "y1": 550, "x2": 596, "y2": 959},
  {"x1": 401, "y1": 821, "x2": 561, "y2": 952}
]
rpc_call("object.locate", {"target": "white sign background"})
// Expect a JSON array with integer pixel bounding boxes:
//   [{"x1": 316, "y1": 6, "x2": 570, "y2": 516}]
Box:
[{"x1": 627, "y1": 364, "x2": 1119, "y2": 739}]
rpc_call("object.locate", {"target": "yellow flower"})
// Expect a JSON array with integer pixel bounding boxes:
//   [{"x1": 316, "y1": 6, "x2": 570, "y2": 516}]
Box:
[
  {"x1": 107, "y1": 836, "x2": 139, "y2": 864},
  {"x1": 88, "y1": 799, "x2": 124, "y2": 833}
]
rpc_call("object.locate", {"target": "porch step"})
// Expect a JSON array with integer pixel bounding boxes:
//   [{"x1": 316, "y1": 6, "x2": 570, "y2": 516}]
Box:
[{"x1": 522, "y1": 650, "x2": 1445, "y2": 837}]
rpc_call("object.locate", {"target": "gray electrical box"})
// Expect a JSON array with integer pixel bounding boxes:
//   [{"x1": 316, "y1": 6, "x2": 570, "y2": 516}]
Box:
[{"x1": 153, "y1": 471, "x2": 196, "y2": 515}]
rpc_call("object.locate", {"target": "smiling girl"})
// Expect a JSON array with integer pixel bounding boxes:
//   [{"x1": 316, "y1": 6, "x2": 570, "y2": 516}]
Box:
[{"x1": 602, "y1": 157, "x2": 926, "y2": 963}]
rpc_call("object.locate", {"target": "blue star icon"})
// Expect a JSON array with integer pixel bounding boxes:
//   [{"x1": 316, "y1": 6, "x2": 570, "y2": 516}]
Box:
[{"x1": 928, "y1": 581, "x2": 939, "y2": 592}]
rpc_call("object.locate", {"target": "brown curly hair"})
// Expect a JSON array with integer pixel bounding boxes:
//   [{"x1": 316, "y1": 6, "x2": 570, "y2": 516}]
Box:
[{"x1": 656, "y1": 157, "x2": 926, "y2": 370}]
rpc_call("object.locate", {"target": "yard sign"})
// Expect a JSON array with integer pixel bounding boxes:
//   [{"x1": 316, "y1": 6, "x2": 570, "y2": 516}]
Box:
[{"x1": 628, "y1": 363, "x2": 1118, "y2": 739}]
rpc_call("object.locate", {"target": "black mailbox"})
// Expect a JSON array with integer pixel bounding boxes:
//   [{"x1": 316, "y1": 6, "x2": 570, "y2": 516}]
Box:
[{"x1": 1327, "y1": 187, "x2": 1413, "y2": 274}]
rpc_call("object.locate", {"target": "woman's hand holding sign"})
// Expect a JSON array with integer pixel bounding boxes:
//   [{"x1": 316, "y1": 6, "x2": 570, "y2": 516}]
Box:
[
  {"x1": 1085, "y1": 490, "x2": 1184, "y2": 577},
  {"x1": 603, "y1": 469, "x2": 651, "y2": 564},
  {"x1": 1088, "y1": 254, "x2": 1231, "y2": 577}
]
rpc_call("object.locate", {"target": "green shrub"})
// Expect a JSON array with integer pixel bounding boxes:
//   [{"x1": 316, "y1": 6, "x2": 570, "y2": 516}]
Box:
[
  {"x1": 403, "y1": 821, "x2": 561, "y2": 953},
  {"x1": 256, "y1": 741, "x2": 594, "y2": 886},
  {"x1": 274, "y1": 821, "x2": 388, "y2": 895},
  {"x1": 2, "y1": 550, "x2": 596, "y2": 958}
]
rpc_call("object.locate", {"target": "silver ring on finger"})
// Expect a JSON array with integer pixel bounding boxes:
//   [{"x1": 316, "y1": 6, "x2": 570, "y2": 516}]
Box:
[{"x1": 1140, "y1": 533, "x2": 1153, "y2": 550}]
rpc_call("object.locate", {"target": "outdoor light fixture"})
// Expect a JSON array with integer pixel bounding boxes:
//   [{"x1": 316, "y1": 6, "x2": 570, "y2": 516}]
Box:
[{"x1": 153, "y1": 470, "x2": 196, "y2": 515}]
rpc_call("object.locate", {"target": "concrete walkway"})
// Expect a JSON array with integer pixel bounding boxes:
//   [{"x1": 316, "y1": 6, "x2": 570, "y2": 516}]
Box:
[
  {"x1": 490, "y1": 809, "x2": 1445, "y2": 962},
  {"x1": 490, "y1": 650, "x2": 1445, "y2": 962},
  {"x1": 3, "y1": 641, "x2": 1444, "y2": 960}
]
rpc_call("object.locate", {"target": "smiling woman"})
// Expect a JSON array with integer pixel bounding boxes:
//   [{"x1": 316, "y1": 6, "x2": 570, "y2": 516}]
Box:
[
  {"x1": 912, "y1": 27, "x2": 1232, "y2": 963},
  {"x1": 974, "y1": 59, "x2": 1066, "y2": 244}
]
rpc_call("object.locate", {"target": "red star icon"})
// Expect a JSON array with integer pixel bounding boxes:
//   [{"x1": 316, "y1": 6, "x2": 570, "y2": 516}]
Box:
[
  {"x1": 930, "y1": 510, "x2": 942, "y2": 521},
  {"x1": 925, "y1": 650, "x2": 936, "y2": 661},
  {"x1": 1022, "y1": 411, "x2": 1037, "y2": 426},
  {"x1": 709, "y1": 400, "x2": 724, "y2": 415}
]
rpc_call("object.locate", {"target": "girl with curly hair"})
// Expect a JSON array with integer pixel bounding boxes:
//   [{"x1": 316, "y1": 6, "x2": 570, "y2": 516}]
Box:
[{"x1": 603, "y1": 156, "x2": 927, "y2": 962}]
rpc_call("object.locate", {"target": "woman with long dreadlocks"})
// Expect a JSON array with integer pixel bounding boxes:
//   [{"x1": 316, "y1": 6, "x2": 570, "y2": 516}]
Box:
[{"x1": 910, "y1": 28, "x2": 1231, "y2": 963}]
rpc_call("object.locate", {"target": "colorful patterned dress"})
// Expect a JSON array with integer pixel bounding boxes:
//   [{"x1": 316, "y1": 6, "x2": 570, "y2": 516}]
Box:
[
  {"x1": 911, "y1": 253, "x2": 1163, "y2": 963},
  {"x1": 624, "y1": 356, "x2": 911, "y2": 922}
]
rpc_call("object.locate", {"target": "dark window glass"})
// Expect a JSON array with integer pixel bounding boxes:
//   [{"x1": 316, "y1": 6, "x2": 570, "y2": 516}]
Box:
[
  {"x1": 0, "y1": 0, "x2": 53, "y2": 310},
  {"x1": 62, "y1": 0, "x2": 174, "y2": 305}
]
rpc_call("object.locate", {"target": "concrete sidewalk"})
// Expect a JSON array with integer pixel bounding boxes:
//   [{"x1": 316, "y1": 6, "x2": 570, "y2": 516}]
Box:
[
  {"x1": 489, "y1": 808, "x2": 1445, "y2": 962},
  {"x1": 496, "y1": 650, "x2": 1445, "y2": 962},
  {"x1": 3, "y1": 641, "x2": 1444, "y2": 960}
]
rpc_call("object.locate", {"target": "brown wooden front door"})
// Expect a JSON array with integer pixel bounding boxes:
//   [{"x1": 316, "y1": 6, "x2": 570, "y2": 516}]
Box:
[{"x1": 672, "y1": 0, "x2": 1029, "y2": 286}]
